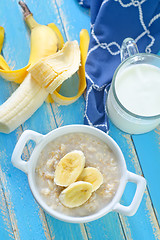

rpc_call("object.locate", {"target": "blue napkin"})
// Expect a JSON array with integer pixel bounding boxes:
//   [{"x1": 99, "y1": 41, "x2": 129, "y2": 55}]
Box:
[{"x1": 78, "y1": 0, "x2": 160, "y2": 132}]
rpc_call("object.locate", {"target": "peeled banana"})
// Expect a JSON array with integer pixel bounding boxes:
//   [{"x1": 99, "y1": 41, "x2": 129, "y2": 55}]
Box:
[
  {"x1": 54, "y1": 150, "x2": 85, "y2": 187},
  {"x1": 28, "y1": 40, "x2": 80, "y2": 94},
  {"x1": 78, "y1": 167, "x2": 103, "y2": 192},
  {"x1": 0, "y1": 74, "x2": 48, "y2": 133},
  {"x1": 0, "y1": 39, "x2": 80, "y2": 133},
  {"x1": 0, "y1": 1, "x2": 88, "y2": 133},
  {"x1": 0, "y1": 2, "x2": 60, "y2": 133},
  {"x1": 59, "y1": 181, "x2": 93, "y2": 208}
]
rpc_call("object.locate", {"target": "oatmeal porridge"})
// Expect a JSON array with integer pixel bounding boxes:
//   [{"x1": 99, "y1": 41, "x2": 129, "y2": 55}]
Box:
[{"x1": 35, "y1": 133, "x2": 121, "y2": 217}]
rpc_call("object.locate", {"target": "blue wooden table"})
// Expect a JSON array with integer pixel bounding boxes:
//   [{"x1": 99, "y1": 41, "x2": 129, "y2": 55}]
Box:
[{"x1": 0, "y1": 1, "x2": 160, "y2": 239}]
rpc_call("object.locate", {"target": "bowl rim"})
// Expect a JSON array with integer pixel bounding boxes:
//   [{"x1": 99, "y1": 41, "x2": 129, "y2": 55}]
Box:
[{"x1": 27, "y1": 124, "x2": 128, "y2": 223}]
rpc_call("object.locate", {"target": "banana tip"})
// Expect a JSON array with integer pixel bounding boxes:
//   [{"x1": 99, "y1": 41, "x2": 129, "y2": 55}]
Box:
[{"x1": 19, "y1": 1, "x2": 32, "y2": 17}]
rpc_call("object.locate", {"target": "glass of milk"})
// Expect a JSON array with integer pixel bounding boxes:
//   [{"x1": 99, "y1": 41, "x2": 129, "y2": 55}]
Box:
[{"x1": 106, "y1": 38, "x2": 160, "y2": 134}]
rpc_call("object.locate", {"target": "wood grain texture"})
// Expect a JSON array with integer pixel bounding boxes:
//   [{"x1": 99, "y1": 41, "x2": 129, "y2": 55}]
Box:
[
  {"x1": 132, "y1": 127, "x2": 160, "y2": 224},
  {"x1": 109, "y1": 122, "x2": 160, "y2": 240},
  {"x1": 0, "y1": 171, "x2": 14, "y2": 240},
  {"x1": 0, "y1": 0, "x2": 159, "y2": 240}
]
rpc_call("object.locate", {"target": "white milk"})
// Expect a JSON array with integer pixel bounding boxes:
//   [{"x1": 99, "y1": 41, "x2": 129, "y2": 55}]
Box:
[
  {"x1": 115, "y1": 64, "x2": 160, "y2": 116},
  {"x1": 107, "y1": 64, "x2": 160, "y2": 134}
]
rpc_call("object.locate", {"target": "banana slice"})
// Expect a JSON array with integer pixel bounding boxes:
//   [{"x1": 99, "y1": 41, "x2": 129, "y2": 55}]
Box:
[
  {"x1": 78, "y1": 167, "x2": 103, "y2": 192},
  {"x1": 54, "y1": 150, "x2": 85, "y2": 187},
  {"x1": 59, "y1": 181, "x2": 93, "y2": 208}
]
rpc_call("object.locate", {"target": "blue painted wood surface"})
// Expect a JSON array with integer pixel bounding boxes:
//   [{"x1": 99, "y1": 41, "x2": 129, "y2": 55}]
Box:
[{"x1": 0, "y1": 0, "x2": 160, "y2": 239}]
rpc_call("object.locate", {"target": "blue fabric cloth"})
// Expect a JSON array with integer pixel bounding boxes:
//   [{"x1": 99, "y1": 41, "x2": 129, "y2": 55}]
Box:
[{"x1": 78, "y1": 0, "x2": 160, "y2": 132}]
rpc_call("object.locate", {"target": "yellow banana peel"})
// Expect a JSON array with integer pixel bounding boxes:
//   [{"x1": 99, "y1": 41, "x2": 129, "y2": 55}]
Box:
[
  {"x1": 48, "y1": 23, "x2": 64, "y2": 51},
  {"x1": 51, "y1": 29, "x2": 89, "y2": 105},
  {"x1": 0, "y1": 24, "x2": 29, "y2": 83},
  {"x1": 0, "y1": 26, "x2": 5, "y2": 53},
  {"x1": 0, "y1": 55, "x2": 11, "y2": 71},
  {"x1": 0, "y1": 27, "x2": 11, "y2": 71}
]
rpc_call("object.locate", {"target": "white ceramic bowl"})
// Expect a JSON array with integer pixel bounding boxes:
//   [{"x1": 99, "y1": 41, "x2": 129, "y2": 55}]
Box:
[{"x1": 11, "y1": 125, "x2": 146, "y2": 223}]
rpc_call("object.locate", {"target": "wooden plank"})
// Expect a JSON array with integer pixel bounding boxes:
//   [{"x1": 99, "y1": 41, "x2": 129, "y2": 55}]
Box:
[
  {"x1": 0, "y1": 131, "x2": 53, "y2": 240},
  {"x1": 56, "y1": 0, "x2": 90, "y2": 41},
  {"x1": 0, "y1": 177, "x2": 14, "y2": 240},
  {"x1": 132, "y1": 126, "x2": 160, "y2": 223},
  {"x1": 46, "y1": 216, "x2": 88, "y2": 240},
  {"x1": 109, "y1": 121, "x2": 160, "y2": 240},
  {"x1": 85, "y1": 213, "x2": 126, "y2": 240}
]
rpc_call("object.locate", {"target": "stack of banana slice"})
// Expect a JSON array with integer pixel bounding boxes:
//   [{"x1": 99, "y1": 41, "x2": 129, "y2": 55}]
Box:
[
  {"x1": 0, "y1": 2, "x2": 89, "y2": 133},
  {"x1": 54, "y1": 150, "x2": 103, "y2": 208}
]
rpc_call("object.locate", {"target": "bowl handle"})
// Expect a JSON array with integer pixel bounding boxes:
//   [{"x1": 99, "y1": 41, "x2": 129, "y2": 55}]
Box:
[
  {"x1": 113, "y1": 171, "x2": 146, "y2": 216},
  {"x1": 11, "y1": 130, "x2": 44, "y2": 174}
]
